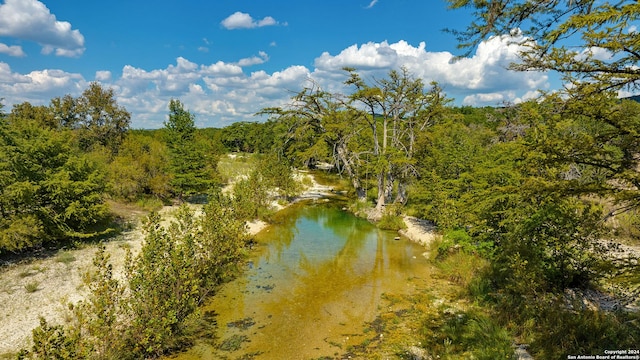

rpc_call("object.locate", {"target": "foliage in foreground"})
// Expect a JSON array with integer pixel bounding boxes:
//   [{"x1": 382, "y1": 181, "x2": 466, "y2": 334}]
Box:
[
  {"x1": 0, "y1": 118, "x2": 111, "y2": 253},
  {"x1": 418, "y1": 238, "x2": 640, "y2": 359},
  {"x1": 19, "y1": 195, "x2": 247, "y2": 359}
]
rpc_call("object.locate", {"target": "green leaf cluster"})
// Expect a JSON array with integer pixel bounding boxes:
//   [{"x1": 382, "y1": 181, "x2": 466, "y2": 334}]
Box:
[
  {"x1": 411, "y1": 94, "x2": 640, "y2": 356},
  {"x1": 230, "y1": 153, "x2": 300, "y2": 221},
  {"x1": 219, "y1": 120, "x2": 280, "y2": 153},
  {"x1": 447, "y1": 0, "x2": 640, "y2": 94},
  {"x1": 0, "y1": 119, "x2": 109, "y2": 252},
  {"x1": 108, "y1": 131, "x2": 171, "y2": 201},
  {"x1": 20, "y1": 195, "x2": 247, "y2": 359}
]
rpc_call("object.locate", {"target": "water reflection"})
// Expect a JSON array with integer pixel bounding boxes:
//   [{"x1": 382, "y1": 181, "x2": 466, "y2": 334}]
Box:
[{"x1": 174, "y1": 201, "x2": 430, "y2": 360}]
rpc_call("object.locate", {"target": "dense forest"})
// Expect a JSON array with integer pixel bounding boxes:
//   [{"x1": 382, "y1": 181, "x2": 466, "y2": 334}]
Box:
[{"x1": 2, "y1": 0, "x2": 640, "y2": 358}]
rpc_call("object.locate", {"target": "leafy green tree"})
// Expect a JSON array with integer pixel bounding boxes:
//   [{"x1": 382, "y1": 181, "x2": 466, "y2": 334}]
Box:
[
  {"x1": 258, "y1": 153, "x2": 301, "y2": 199},
  {"x1": 447, "y1": 0, "x2": 640, "y2": 94},
  {"x1": 447, "y1": 1, "x2": 640, "y2": 208},
  {"x1": 220, "y1": 121, "x2": 279, "y2": 153},
  {"x1": 523, "y1": 93, "x2": 640, "y2": 209},
  {"x1": 445, "y1": 0, "x2": 640, "y2": 285},
  {"x1": 78, "y1": 82, "x2": 131, "y2": 153},
  {"x1": 264, "y1": 69, "x2": 450, "y2": 210},
  {"x1": 412, "y1": 116, "x2": 495, "y2": 229},
  {"x1": 261, "y1": 82, "x2": 371, "y2": 199},
  {"x1": 343, "y1": 67, "x2": 450, "y2": 215},
  {"x1": 232, "y1": 171, "x2": 271, "y2": 221},
  {"x1": 8, "y1": 102, "x2": 57, "y2": 129},
  {"x1": 50, "y1": 83, "x2": 130, "y2": 153},
  {"x1": 496, "y1": 197, "x2": 604, "y2": 295},
  {"x1": 108, "y1": 131, "x2": 171, "y2": 200},
  {"x1": 0, "y1": 119, "x2": 109, "y2": 252},
  {"x1": 164, "y1": 99, "x2": 214, "y2": 200}
]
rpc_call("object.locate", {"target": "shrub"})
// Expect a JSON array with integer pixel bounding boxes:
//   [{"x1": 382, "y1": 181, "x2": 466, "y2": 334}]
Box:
[
  {"x1": 17, "y1": 318, "x2": 80, "y2": 360},
  {"x1": 21, "y1": 199, "x2": 248, "y2": 359},
  {"x1": 420, "y1": 308, "x2": 513, "y2": 360},
  {"x1": 377, "y1": 205, "x2": 407, "y2": 231},
  {"x1": 24, "y1": 282, "x2": 40, "y2": 293}
]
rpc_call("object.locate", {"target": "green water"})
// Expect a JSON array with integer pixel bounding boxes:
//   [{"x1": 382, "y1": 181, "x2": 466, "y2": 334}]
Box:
[{"x1": 175, "y1": 201, "x2": 432, "y2": 359}]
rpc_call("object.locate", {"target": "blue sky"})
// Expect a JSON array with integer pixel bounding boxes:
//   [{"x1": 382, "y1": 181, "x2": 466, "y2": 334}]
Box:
[{"x1": 0, "y1": 0, "x2": 554, "y2": 128}]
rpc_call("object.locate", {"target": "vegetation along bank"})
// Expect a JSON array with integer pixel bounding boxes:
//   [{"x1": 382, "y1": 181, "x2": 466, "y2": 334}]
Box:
[{"x1": 2, "y1": 1, "x2": 640, "y2": 358}]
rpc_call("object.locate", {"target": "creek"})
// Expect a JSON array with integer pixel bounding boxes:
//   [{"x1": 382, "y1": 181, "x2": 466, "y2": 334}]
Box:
[{"x1": 174, "y1": 200, "x2": 432, "y2": 359}]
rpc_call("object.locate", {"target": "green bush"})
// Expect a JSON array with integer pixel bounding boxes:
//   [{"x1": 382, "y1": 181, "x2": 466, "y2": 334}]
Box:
[
  {"x1": 21, "y1": 198, "x2": 247, "y2": 359},
  {"x1": 377, "y1": 204, "x2": 407, "y2": 231},
  {"x1": 18, "y1": 318, "x2": 80, "y2": 360},
  {"x1": 493, "y1": 294, "x2": 640, "y2": 359},
  {"x1": 0, "y1": 122, "x2": 110, "y2": 253},
  {"x1": 420, "y1": 308, "x2": 514, "y2": 360},
  {"x1": 435, "y1": 228, "x2": 493, "y2": 259}
]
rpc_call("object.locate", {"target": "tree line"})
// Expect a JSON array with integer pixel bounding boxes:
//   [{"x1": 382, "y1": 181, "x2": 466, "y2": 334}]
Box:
[{"x1": 1, "y1": 85, "x2": 232, "y2": 254}]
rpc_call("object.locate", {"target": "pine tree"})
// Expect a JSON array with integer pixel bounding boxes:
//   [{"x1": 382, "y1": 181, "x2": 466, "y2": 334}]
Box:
[{"x1": 164, "y1": 99, "x2": 213, "y2": 200}]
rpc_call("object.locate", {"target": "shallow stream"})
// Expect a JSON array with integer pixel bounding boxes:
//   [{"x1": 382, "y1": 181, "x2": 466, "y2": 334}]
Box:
[{"x1": 175, "y1": 200, "x2": 432, "y2": 359}]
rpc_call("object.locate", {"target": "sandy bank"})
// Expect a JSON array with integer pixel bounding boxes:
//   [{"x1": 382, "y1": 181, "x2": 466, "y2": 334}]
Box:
[{"x1": 399, "y1": 215, "x2": 441, "y2": 247}]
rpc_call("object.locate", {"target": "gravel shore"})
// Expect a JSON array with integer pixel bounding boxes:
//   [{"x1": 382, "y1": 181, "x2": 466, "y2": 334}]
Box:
[{"x1": 399, "y1": 215, "x2": 441, "y2": 247}]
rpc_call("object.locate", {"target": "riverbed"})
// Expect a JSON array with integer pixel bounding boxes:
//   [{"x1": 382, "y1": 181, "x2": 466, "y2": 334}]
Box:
[{"x1": 173, "y1": 200, "x2": 432, "y2": 359}]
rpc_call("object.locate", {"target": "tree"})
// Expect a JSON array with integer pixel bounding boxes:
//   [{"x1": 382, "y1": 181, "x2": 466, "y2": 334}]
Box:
[
  {"x1": 412, "y1": 114, "x2": 495, "y2": 229},
  {"x1": 108, "y1": 132, "x2": 171, "y2": 201},
  {"x1": 261, "y1": 80, "x2": 371, "y2": 200},
  {"x1": 344, "y1": 67, "x2": 450, "y2": 217},
  {"x1": 263, "y1": 69, "x2": 450, "y2": 214},
  {"x1": 77, "y1": 82, "x2": 131, "y2": 152},
  {"x1": 50, "y1": 83, "x2": 131, "y2": 153},
  {"x1": 50, "y1": 94, "x2": 80, "y2": 129},
  {"x1": 447, "y1": 0, "x2": 640, "y2": 245},
  {"x1": 447, "y1": 0, "x2": 640, "y2": 94},
  {"x1": 219, "y1": 121, "x2": 278, "y2": 153},
  {"x1": 164, "y1": 99, "x2": 213, "y2": 200},
  {"x1": 522, "y1": 93, "x2": 640, "y2": 213},
  {"x1": 0, "y1": 118, "x2": 110, "y2": 252},
  {"x1": 8, "y1": 102, "x2": 57, "y2": 129}
]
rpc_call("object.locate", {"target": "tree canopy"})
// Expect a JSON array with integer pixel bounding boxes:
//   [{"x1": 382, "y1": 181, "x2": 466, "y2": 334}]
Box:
[
  {"x1": 263, "y1": 68, "x2": 450, "y2": 218},
  {"x1": 50, "y1": 82, "x2": 131, "y2": 153},
  {"x1": 447, "y1": 0, "x2": 640, "y2": 94},
  {"x1": 0, "y1": 111, "x2": 110, "y2": 252}
]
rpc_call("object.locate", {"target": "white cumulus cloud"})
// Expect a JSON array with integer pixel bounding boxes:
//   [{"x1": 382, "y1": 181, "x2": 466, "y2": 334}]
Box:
[
  {"x1": 0, "y1": 0, "x2": 85, "y2": 57},
  {"x1": 95, "y1": 71, "x2": 112, "y2": 81},
  {"x1": 0, "y1": 42, "x2": 24, "y2": 57},
  {"x1": 315, "y1": 36, "x2": 548, "y2": 105},
  {"x1": 0, "y1": 35, "x2": 552, "y2": 127},
  {"x1": 221, "y1": 11, "x2": 279, "y2": 29},
  {"x1": 237, "y1": 51, "x2": 269, "y2": 67},
  {"x1": 0, "y1": 62, "x2": 85, "y2": 104}
]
